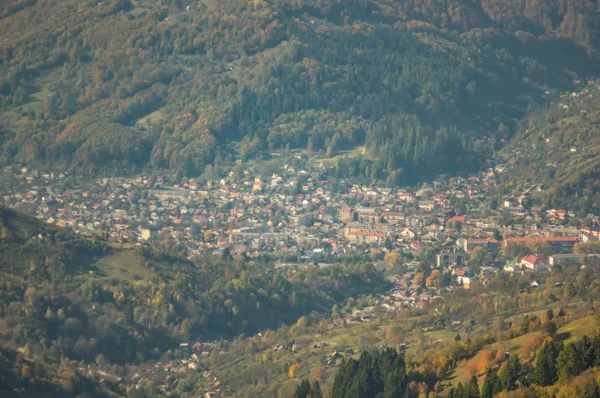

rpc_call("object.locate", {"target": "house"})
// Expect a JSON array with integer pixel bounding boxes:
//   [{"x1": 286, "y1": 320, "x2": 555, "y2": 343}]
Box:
[
  {"x1": 457, "y1": 276, "x2": 471, "y2": 289},
  {"x1": 521, "y1": 255, "x2": 549, "y2": 271},
  {"x1": 399, "y1": 228, "x2": 416, "y2": 240},
  {"x1": 449, "y1": 215, "x2": 466, "y2": 225},
  {"x1": 418, "y1": 201, "x2": 436, "y2": 212},
  {"x1": 140, "y1": 228, "x2": 155, "y2": 241},
  {"x1": 397, "y1": 192, "x2": 414, "y2": 203},
  {"x1": 327, "y1": 351, "x2": 344, "y2": 365}
]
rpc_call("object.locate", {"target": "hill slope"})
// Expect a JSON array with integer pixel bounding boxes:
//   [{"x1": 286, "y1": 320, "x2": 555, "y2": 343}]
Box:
[
  {"x1": 500, "y1": 80, "x2": 600, "y2": 214},
  {"x1": 0, "y1": 0, "x2": 598, "y2": 184}
]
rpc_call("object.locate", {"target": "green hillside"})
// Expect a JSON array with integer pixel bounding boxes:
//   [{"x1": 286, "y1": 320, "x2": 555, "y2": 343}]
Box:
[
  {"x1": 0, "y1": 0, "x2": 598, "y2": 185},
  {"x1": 500, "y1": 81, "x2": 600, "y2": 214}
]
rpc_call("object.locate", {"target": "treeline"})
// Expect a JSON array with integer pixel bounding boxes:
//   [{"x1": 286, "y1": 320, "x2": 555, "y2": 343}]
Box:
[{"x1": 296, "y1": 348, "x2": 408, "y2": 398}]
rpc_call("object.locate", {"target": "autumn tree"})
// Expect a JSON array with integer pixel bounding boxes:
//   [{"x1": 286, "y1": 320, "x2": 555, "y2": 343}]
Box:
[
  {"x1": 384, "y1": 252, "x2": 402, "y2": 269},
  {"x1": 478, "y1": 350, "x2": 494, "y2": 373},
  {"x1": 413, "y1": 272, "x2": 425, "y2": 287},
  {"x1": 289, "y1": 363, "x2": 300, "y2": 378}
]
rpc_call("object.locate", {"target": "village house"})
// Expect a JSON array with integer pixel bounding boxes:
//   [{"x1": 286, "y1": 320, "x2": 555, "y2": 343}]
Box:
[{"x1": 521, "y1": 254, "x2": 549, "y2": 271}]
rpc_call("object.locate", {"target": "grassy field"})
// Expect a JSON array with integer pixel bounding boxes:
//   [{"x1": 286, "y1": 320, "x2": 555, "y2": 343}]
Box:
[
  {"x1": 136, "y1": 108, "x2": 165, "y2": 128},
  {"x1": 92, "y1": 249, "x2": 148, "y2": 282}
]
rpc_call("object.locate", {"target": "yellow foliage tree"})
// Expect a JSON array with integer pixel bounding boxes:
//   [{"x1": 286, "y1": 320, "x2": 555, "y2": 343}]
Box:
[
  {"x1": 288, "y1": 363, "x2": 299, "y2": 378},
  {"x1": 413, "y1": 272, "x2": 425, "y2": 287}
]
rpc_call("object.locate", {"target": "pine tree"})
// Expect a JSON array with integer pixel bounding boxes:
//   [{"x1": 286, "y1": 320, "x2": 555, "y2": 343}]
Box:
[
  {"x1": 465, "y1": 375, "x2": 480, "y2": 398},
  {"x1": 557, "y1": 342, "x2": 584, "y2": 382},
  {"x1": 532, "y1": 341, "x2": 559, "y2": 386},
  {"x1": 311, "y1": 380, "x2": 323, "y2": 398},
  {"x1": 593, "y1": 334, "x2": 600, "y2": 367},
  {"x1": 294, "y1": 379, "x2": 311, "y2": 398},
  {"x1": 481, "y1": 367, "x2": 501, "y2": 398},
  {"x1": 498, "y1": 355, "x2": 520, "y2": 391}
]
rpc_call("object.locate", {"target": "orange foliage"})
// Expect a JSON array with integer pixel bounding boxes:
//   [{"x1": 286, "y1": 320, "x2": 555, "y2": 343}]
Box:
[
  {"x1": 521, "y1": 335, "x2": 545, "y2": 358},
  {"x1": 478, "y1": 349, "x2": 493, "y2": 372}
]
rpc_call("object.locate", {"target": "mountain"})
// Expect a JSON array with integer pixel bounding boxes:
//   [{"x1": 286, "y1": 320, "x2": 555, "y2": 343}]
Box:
[
  {"x1": 0, "y1": 0, "x2": 599, "y2": 185},
  {"x1": 500, "y1": 79, "x2": 600, "y2": 215}
]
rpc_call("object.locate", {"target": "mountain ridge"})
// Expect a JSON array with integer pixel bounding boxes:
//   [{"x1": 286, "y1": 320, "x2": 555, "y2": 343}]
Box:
[{"x1": 0, "y1": 0, "x2": 598, "y2": 186}]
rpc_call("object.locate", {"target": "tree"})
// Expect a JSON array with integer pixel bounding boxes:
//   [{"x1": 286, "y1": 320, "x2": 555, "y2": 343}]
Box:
[
  {"x1": 21, "y1": 364, "x2": 32, "y2": 379},
  {"x1": 532, "y1": 341, "x2": 559, "y2": 386},
  {"x1": 481, "y1": 367, "x2": 501, "y2": 398},
  {"x1": 521, "y1": 335, "x2": 545, "y2": 359},
  {"x1": 557, "y1": 342, "x2": 585, "y2": 382},
  {"x1": 0, "y1": 227, "x2": 14, "y2": 241},
  {"x1": 478, "y1": 350, "x2": 493, "y2": 373},
  {"x1": 526, "y1": 240, "x2": 553, "y2": 257},
  {"x1": 311, "y1": 380, "x2": 323, "y2": 398},
  {"x1": 498, "y1": 356, "x2": 521, "y2": 391},
  {"x1": 574, "y1": 242, "x2": 600, "y2": 254},
  {"x1": 504, "y1": 241, "x2": 531, "y2": 260},
  {"x1": 22, "y1": 343, "x2": 32, "y2": 358},
  {"x1": 413, "y1": 272, "x2": 425, "y2": 287},
  {"x1": 294, "y1": 379, "x2": 311, "y2": 398},
  {"x1": 469, "y1": 247, "x2": 487, "y2": 267},
  {"x1": 331, "y1": 349, "x2": 406, "y2": 398},
  {"x1": 384, "y1": 252, "x2": 402, "y2": 269},
  {"x1": 204, "y1": 229, "x2": 214, "y2": 241},
  {"x1": 289, "y1": 363, "x2": 300, "y2": 378},
  {"x1": 426, "y1": 271, "x2": 440, "y2": 288},
  {"x1": 467, "y1": 375, "x2": 480, "y2": 398},
  {"x1": 541, "y1": 320, "x2": 557, "y2": 337}
]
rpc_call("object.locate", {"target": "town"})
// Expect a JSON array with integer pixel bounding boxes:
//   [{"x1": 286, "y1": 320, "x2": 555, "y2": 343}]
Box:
[
  {"x1": 1, "y1": 149, "x2": 599, "y2": 294},
  {"x1": 3, "y1": 97, "x2": 600, "y2": 398}
]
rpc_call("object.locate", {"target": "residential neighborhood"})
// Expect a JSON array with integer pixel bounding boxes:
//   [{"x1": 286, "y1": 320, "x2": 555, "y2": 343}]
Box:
[{"x1": 1, "y1": 154, "x2": 598, "y2": 299}]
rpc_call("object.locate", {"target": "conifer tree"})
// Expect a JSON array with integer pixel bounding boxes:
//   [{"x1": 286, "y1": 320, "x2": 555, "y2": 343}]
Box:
[
  {"x1": 532, "y1": 341, "x2": 559, "y2": 386},
  {"x1": 481, "y1": 367, "x2": 501, "y2": 398},
  {"x1": 498, "y1": 355, "x2": 521, "y2": 391}
]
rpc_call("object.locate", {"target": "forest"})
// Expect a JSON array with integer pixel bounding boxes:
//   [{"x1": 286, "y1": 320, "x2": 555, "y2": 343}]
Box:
[{"x1": 0, "y1": 0, "x2": 599, "y2": 186}]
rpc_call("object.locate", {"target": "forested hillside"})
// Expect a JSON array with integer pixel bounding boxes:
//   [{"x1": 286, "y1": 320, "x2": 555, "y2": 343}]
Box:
[
  {"x1": 0, "y1": 0, "x2": 598, "y2": 184},
  {"x1": 0, "y1": 205, "x2": 389, "y2": 396},
  {"x1": 500, "y1": 80, "x2": 600, "y2": 214}
]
